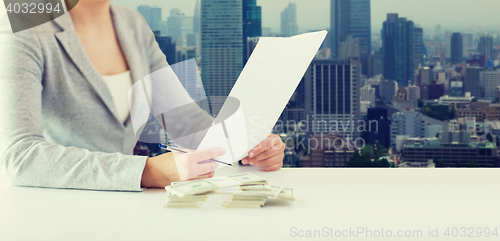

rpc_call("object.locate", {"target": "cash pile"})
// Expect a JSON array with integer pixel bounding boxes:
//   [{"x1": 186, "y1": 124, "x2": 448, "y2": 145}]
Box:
[{"x1": 164, "y1": 173, "x2": 294, "y2": 208}]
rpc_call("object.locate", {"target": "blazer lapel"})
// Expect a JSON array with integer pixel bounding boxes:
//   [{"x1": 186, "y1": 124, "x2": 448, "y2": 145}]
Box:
[
  {"x1": 111, "y1": 4, "x2": 144, "y2": 85},
  {"x1": 110, "y1": 4, "x2": 149, "y2": 128},
  {"x1": 53, "y1": 14, "x2": 122, "y2": 125}
]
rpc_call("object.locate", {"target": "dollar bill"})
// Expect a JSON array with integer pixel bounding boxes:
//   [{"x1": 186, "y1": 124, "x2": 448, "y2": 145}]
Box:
[
  {"x1": 166, "y1": 173, "x2": 267, "y2": 197},
  {"x1": 164, "y1": 173, "x2": 294, "y2": 208}
]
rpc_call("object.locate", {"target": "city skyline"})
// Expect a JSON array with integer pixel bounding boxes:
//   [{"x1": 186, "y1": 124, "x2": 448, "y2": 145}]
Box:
[{"x1": 113, "y1": 0, "x2": 500, "y2": 34}]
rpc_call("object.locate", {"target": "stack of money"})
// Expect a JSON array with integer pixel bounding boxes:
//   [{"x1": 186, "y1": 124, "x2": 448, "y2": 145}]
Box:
[{"x1": 164, "y1": 173, "x2": 294, "y2": 208}]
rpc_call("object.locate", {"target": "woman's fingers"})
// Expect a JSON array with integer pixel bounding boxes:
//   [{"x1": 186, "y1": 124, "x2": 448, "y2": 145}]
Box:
[
  {"x1": 172, "y1": 147, "x2": 225, "y2": 181},
  {"x1": 243, "y1": 134, "x2": 285, "y2": 166},
  {"x1": 246, "y1": 135, "x2": 282, "y2": 159},
  {"x1": 193, "y1": 161, "x2": 219, "y2": 176},
  {"x1": 190, "y1": 147, "x2": 226, "y2": 163}
]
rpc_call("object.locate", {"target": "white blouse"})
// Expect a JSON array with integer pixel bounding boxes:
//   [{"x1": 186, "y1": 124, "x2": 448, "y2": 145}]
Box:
[{"x1": 101, "y1": 71, "x2": 133, "y2": 124}]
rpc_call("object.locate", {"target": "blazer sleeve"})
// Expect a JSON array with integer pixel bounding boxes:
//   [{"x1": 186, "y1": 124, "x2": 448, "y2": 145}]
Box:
[{"x1": 0, "y1": 30, "x2": 148, "y2": 191}]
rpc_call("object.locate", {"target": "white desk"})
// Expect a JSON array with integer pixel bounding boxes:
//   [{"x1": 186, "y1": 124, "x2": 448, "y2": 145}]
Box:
[{"x1": 1, "y1": 166, "x2": 499, "y2": 241}]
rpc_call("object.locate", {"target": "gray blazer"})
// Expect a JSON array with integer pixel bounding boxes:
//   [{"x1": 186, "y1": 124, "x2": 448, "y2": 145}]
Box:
[{"x1": 0, "y1": 4, "x2": 169, "y2": 191}]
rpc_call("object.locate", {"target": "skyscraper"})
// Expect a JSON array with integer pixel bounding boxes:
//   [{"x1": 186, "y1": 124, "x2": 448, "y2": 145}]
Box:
[
  {"x1": 193, "y1": 0, "x2": 201, "y2": 34},
  {"x1": 305, "y1": 57, "x2": 361, "y2": 138},
  {"x1": 414, "y1": 27, "x2": 424, "y2": 69},
  {"x1": 167, "y1": 9, "x2": 184, "y2": 39},
  {"x1": 280, "y1": 3, "x2": 298, "y2": 37},
  {"x1": 138, "y1": 5, "x2": 162, "y2": 32},
  {"x1": 464, "y1": 66, "x2": 481, "y2": 99},
  {"x1": 382, "y1": 13, "x2": 415, "y2": 87},
  {"x1": 349, "y1": 0, "x2": 371, "y2": 55},
  {"x1": 154, "y1": 31, "x2": 176, "y2": 64},
  {"x1": 445, "y1": 31, "x2": 452, "y2": 58},
  {"x1": 450, "y1": 32, "x2": 463, "y2": 64},
  {"x1": 330, "y1": 0, "x2": 350, "y2": 59},
  {"x1": 201, "y1": 0, "x2": 243, "y2": 116},
  {"x1": 478, "y1": 35, "x2": 494, "y2": 61},
  {"x1": 243, "y1": 0, "x2": 262, "y2": 64},
  {"x1": 150, "y1": 7, "x2": 162, "y2": 32},
  {"x1": 434, "y1": 24, "x2": 441, "y2": 41}
]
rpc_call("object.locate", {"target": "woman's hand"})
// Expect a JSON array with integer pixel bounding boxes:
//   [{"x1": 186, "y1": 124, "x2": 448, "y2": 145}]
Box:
[
  {"x1": 241, "y1": 134, "x2": 285, "y2": 171},
  {"x1": 140, "y1": 147, "x2": 226, "y2": 188}
]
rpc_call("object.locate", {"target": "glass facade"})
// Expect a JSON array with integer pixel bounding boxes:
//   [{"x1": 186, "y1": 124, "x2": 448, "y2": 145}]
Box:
[
  {"x1": 349, "y1": 0, "x2": 371, "y2": 55},
  {"x1": 382, "y1": 14, "x2": 415, "y2": 87},
  {"x1": 330, "y1": 0, "x2": 350, "y2": 59},
  {"x1": 309, "y1": 60, "x2": 359, "y2": 137},
  {"x1": 281, "y1": 3, "x2": 298, "y2": 37},
  {"x1": 201, "y1": 0, "x2": 243, "y2": 115},
  {"x1": 242, "y1": 0, "x2": 262, "y2": 64}
]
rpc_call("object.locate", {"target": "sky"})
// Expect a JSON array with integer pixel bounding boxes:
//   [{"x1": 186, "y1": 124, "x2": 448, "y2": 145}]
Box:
[{"x1": 112, "y1": 0, "x2": 500, "y2": 34}]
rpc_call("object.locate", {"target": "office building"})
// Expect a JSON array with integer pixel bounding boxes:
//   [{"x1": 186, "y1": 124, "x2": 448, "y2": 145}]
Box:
[
  {"x1": 380, "y1": 79, "x2": 398, "y2": 104},
  {"x1": 246, "y1": 37, "x2": 260, "y2": 61},
  {"x1": 154, "y1": 31, "x2": 176, "y2": 64},
  {"x1": 394, "y1": 84, "x2": 418, "y2": 110},
  {"x1": 463, "y1": 66, "x2": 481, "y2": 99},
  {"x1": 193, "y1": 0, "x2": 201, "y2": 34},
  {"x1": 301, "y1": 134, "x2": 357, "y2": 167},
  {"x1": 390, "y1": 111, "x2": 427, "y2": 149},
  {"x1": 414, "y1": 27, "x2": 424, "y2": 69},
  {"x1": 186, "y1": 33, "x2": 197, "y2": 47},
  {"x1": 407, "y1": 84, "x2": 420, "y2": 101},
  {"x1": 450, "y1": 32, "x2": 463, "y2": 64},
  {"x1": 359, "y1": 53, "x2": 372, "y2": 77},
  {"x1": 175, "y1": 46, "x2": 197, "y2": 63},
  {"x1": 279, "y1": 109, "x2": 306, "y2": 126},
  {"x1": 402, "y1": 133, "x2": 497, "y2": 167},
  {"x1": 361, "y1": 85, "x2": 376, "y2": 106},
  {"x1": 450, "y1": 79, "x2": 464, "y2": 97},
  {"x1": 434, "y1": 24, "x2": 441, "y2": 41},
  {"x1": 366, "y1": 107, "x2": 391, "y2": 148},
  {"x1": 427, "y1": 83, "x2": 445, "y2": 100},
  {"x1": 138, "y1": 5, "x2": 162, "y2": 33},
  {"x1": 481, "y1": 70, "x2": 500, "y2": 99},
  {"x1": 330, "y1": 0, "x2": 351, "y2": 59},
  {"x1": 242, "y1": 0, "x2": 262, "y2": 64},
  {"x1": 372, "y1": 50, "x2": 383, "y2": 76},
  {"x1": 478, "y1": 35, "x2": 494, "y2": 61},
  {"x1": 463, "y1": 33, "x2": 474, "y2": 49},
  {"x1": 438, "y1": 92, "x2": 472, "y2": 105},
  {"x1": 305, "y1": 58, "x2": 361, "y2": 138},
  {"x1": 439, "y1": 51, "x2": 446, "y2": 65},
  {"x1": 455, "y1": 104, "x2": 500, "y2": 122},
  {"x1": 349, "y1": 0, "x2": 371, "y2": 55},
  {"x1": 418, "y1": 67, "x2": 433, "y2": 86},
  {"x1": 338, "y1": 35, "x2": 360, "y2": 60},
  {"x1": 382, "y1": 13, "x2": 415, "y2": 87},
  {"x1": 390, "y1": 110, "x2": 442, "y2": 149},
  {"x1": 201, "y1": 0, "x2": 243, "y2": 115},
  {"x1": 281, "y1": 3, "x2": 298, "y2": 37},
  {"x1": 445, "y1": 31, "x2": 452, "y2": 58},
  {"x1": 167, "y1": 9, "x2": 184, "y2": 40}
]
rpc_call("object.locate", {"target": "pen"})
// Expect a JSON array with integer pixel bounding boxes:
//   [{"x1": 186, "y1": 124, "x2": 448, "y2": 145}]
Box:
[{"x1": 158, "y1": 144, "x2": 235, "y2": 167}]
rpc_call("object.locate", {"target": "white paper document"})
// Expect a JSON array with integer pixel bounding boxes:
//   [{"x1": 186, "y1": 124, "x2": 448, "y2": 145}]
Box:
[{"x1": 196, "y1": 31, "x2": 328, "y2": 166}]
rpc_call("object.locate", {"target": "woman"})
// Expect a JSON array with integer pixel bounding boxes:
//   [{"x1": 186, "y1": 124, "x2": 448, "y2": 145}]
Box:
[{"x1": 0, "y1": 0, "x2": 285, "y2": 191}]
